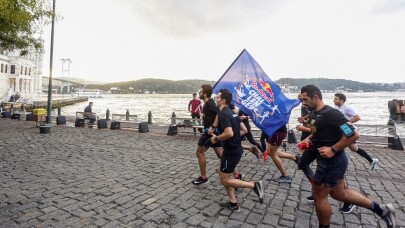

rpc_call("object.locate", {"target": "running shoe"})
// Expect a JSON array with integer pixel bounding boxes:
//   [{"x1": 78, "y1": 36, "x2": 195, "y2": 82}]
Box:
[
  {"x1": 219, "y1": 201, "x2": 241, "y2": 212},
  {"x1": 274, "y1": 176, "x2": 292, "y2": 183},
  {"x1": 306, "y1": 195, "x2": 314, "y2": 202},
  {"x1": 294, "y1": 154, "x2": 302, "y2": 169},
  {"x1": 254, "y1": 180, "x2": 264, "y2": 204},
  {"x1": 251, "y1": 146, "x2": 260, "y2": 159},
  {"x1": 371, "y1": 158, "x2": 379, "y2": 171},
  {"x1": 339, "y1": 203, "x2": 356, "y2": 214},
  {"x1": 381, "y1": 204, "x2": 398, "y2": 228},
  {"x1": 263, "y1": 151, "x2": 268, "y2": 161},
  {"x1": 192, "y1": 176, "x2": 208, "y2": 185}
]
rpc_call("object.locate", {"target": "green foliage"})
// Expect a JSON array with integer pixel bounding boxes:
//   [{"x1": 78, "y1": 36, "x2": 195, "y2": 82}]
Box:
[
  {"x1": 0, "y1": 0, "x2": 53, "y2": 54},
  {"x1": 86, "y1": 78, "x2": 216, "y2": 94},
  {"x1": 85, "y1": 77, "x2": 397, "y2": 94},
  {"x1": 275, "y1": 78, "x2": 395, "y2": 92}
]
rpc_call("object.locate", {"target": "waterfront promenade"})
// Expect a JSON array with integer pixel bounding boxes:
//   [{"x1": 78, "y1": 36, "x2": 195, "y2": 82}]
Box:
[{"x1": 0, "y1": 118, "x2": 404, "y2": 227}]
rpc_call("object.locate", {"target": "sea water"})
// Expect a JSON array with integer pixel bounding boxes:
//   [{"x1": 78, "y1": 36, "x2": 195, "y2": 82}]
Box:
[{"x1": 53, "y1": 92, "x2": 405, "y2": 136}]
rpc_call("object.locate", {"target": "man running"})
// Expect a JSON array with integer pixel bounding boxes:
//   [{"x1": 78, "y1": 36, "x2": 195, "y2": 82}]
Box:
[
  {"x1": 211, "y1": 88, "x2": 264, "y2": 211},
  {"x1": 300, "y1": 85, "x2": 397, "y2": 228},
  {"x1": 333, "y1": 93, "x2": 379, "y2": 171},
  {"x1": 192, "y1": 84, "x2": 223, "y2": 185}
]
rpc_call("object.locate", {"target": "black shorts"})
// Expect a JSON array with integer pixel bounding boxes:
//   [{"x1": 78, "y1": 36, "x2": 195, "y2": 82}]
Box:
[
  {"x1": 191, "y1": 114, "x2": 201, "y2": 119},
  {"x1": 314, "y1": 151, "x2": 348, "y2": 188},
  {"x1": 220, "y1": 146, "x2": 243, "y2": 173},
  {"x1": 198, "y1": 133, "x2": 223, "y2": 148}
]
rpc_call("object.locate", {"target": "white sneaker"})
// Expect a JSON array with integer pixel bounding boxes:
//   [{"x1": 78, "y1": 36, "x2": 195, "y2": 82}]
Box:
[{"x1": 371, "y1": 158, "x2": 379, "y2": 171}]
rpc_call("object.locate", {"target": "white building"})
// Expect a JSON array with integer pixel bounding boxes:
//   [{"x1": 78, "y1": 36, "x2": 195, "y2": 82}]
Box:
[{"x1": 0, "y1": 39, "x2": 44, "y2": 101}]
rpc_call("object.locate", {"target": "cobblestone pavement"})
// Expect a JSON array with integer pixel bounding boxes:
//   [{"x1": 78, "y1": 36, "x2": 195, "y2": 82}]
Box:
[{"x1": 1, "y1": 118, "x2": 404, "y2": 228}]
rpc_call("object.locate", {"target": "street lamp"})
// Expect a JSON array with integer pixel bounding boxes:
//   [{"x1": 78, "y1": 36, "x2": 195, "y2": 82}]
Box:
[{"x1": 46, "y1": 0, "x2": 56, "y2": 125}]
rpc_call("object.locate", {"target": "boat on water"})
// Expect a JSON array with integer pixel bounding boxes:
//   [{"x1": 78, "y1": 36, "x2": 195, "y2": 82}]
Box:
[{"x1": 72, "y1": 89, "x2": 104, "y2": 98}]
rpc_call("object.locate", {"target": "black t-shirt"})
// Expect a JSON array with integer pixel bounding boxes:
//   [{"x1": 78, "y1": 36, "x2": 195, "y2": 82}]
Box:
[
  {"x1": 202, "y1": 98, "x2": 219, "y2": 128},
  {"x1": 218, "y1": 106, "x2": 241, "y2": 149},
  {"x1": 308, "y1": 105, "x2": 349, "y2": 149}
]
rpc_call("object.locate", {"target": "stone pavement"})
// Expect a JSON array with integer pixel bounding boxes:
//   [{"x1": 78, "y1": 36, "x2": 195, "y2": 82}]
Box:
[{"x1": 0, "y1": 118, "x2": 404, "y2": 228}]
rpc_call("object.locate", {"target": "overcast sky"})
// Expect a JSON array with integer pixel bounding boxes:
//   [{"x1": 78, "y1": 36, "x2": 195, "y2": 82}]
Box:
[{"x1": 41, "y1": 0, "x2": 405, "y2": 83}]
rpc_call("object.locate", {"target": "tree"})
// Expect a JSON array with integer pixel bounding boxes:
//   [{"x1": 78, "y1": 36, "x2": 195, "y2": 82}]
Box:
[{"x1": 0, "y1": 0, "x2": 53, "y2": 55}]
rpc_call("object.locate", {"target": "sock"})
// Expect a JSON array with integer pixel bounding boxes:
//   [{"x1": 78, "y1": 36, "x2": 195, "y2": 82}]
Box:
[
  {"x1": 369, "y1": 202, "x2": 384, "y2": 216},
  {"x1": 234, "y1": 172, "x2": 239, "y2": 179},
  {"x1": 356, "y1": 148, "x2": 373, "y2": 163},
  {"x1": 253, "y1": 182, "x2": 259, "y2": 195},
  {"x1": 201, "y1": 176, "x2": 207, "y2": 180},
  {"x1": 319, "y1": 225, "x2": 330, "y2": 228}
]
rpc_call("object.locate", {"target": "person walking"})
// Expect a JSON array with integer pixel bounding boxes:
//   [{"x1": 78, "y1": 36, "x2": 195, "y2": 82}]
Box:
[
  {"x1": 333, "y1": 93, "x2": 379, "y2": 171},
  {"x1": 188, "y1": 92, "x2": 203, "y2": 134},
  {"x1": 211, "y1": 88, "x2": 264, "y2": 211},
  {"x1": 299, "y1": 85, "x2": 397, "y2": 228}
]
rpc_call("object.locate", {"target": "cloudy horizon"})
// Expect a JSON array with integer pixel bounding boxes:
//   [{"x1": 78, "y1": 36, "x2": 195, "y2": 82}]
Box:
[{"x1": 41, "y1": 0, "x2": 405, "y2": 83}]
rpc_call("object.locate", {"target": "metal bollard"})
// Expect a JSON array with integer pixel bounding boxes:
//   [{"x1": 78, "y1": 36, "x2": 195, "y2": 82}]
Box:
[
  {"x1": 148, "y1": 111, "x2": 152, "y2": 124},
  {"x1": 10, "y1": 103, "x2": 14, "y2": 113},
  {"x1": 171, "y1": 112, "x2": 176, "y2": 125},
  {"x1": 126, "y1": 109, "x2": 130, "y2": 121},
  {"x1": 106, "y1": 109, "x2": 110, "y2": 120},
  {"x1": 58, "y1": 106, "x2": 61, "y2": 116}
]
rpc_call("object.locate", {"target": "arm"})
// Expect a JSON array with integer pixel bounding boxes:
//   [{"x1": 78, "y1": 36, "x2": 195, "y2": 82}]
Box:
[
  {"x1": 188, "y1": 101, "x2": 192, "y2": 112},
  {"x1": 350, "y1": 114, "x2": 360, "y2": 123},
  {"x1": 240, "y1": 122, "x2": 247, "y2": 136},
  {"x1": 296, "y1": 125, "x2": 312, "y2": 133},
  {"x1": 208, "y1": 115, "x2": 218, "y2": 135},
  {"x1": 318, "y1": 122, "x2": 359, "y2": 159},
  {"x1": 211, "y1": 126, "x2": 233, "y2": 143}
]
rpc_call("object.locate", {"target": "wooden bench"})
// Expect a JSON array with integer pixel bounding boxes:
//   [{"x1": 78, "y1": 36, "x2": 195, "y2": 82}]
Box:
[
  {"x1": 76, "y1": 111, "x2": 98, "y2": 125},
  {"x1": 170, "y1": 117, "x2": 204, "y2": 135},
  {"x1": 111, "y1": 113, "x2": 139, "y2": 129}
]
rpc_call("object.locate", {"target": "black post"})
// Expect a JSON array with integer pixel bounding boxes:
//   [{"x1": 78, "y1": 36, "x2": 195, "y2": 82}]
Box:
[
  {"x1": 171, "y1": 112, "x2": 176, "y2": 125},
  {"x1": 57, "y1": 106, "x2": 61, "y2": 116},
  {"x1": 148, "y1": 111, "x2": 152, "y2": 124},
  {"x1": 46, "y1": 0, "x2": 56, "y2": 124},
  {"x1": 106, "y1": 109, "x2": 110, "y2": 120},
  {"x1": 126, "y1": 110, "x2": 129, "y2": 121}
]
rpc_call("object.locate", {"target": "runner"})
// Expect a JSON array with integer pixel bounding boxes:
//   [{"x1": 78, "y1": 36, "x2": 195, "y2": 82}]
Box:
[
  {"x1": 300, "y1": 85, "x2": 397, "y2": 228},
  {"x1": 263, "y1": 124, "x2": 300, "y2": 183},
  {"x1": 333, "y1": 93, "x2": 379, "y2": 171},
  {"x1": 211, "y1": 88, "x2": 264, "y2": 211},
  {"x1": 192, "y1": 84, "x2": 223, "y2": 185}
]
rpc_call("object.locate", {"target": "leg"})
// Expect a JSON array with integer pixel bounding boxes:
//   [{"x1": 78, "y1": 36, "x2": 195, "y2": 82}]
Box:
[
  {"x1": 196, "y1": 145, "x2": 209, "y2": 177},
  {"x1": 267, "y1": 143, "x2": 288, "y2": 177},
  {"x1": 298, "y1": 149, "x2": 316, "y2": 184},
  {"x1": 246, "y1": 131, "x2": 265, "y2": 152},
  {"x1": 277, "y1": 150, "x2": 296, "y2": 160},
  {"x1": 330, "y1": 179, "x2": 373, "y2": 208},
  {"x1": 312, "y1": 184, "x2": 333, "y2": 226}
]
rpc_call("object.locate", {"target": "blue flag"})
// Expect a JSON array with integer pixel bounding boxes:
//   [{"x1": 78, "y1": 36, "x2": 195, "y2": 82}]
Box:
[{"x1": 213, "y1": 49, "x2": 300, "y2": 137}]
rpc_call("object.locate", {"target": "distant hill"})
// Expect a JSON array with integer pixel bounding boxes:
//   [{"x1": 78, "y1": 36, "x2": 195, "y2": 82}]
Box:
[
  {"x1": 86, "y1": 78, "x2": 215, "y2": 94},
  {"x1": 83, "y1": 77, "x2": 402, "y2": 94},
  {"x1": 274, "y1": 78, "x2": 400, "y2": 92}
]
